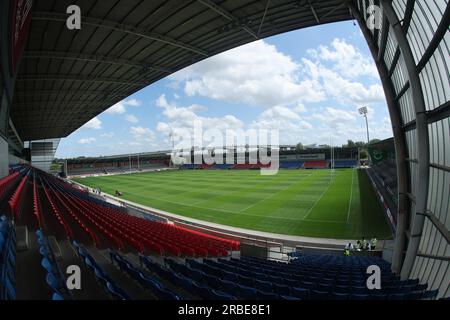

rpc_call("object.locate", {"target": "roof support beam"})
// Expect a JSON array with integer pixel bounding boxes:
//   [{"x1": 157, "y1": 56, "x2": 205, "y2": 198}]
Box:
[
  {"x1": 308, "y1": 0, "x2": 320, "y2": 24},
  {"x1": 416, "y1": 3, "x2": 450, "y2": 72},
  {"x1": 32, "y1": 12, "x2": 208, "y2": 57},
  {"x1": 17, "y1": 75, "x2": 146, "y2": 86},
  {"x1": 196, "y1": 0, "x2": 258, "y2": 39},
  {"x1": 14, "y1": 89, "x2": 125, "y2": 98},
  {"x1": 257, "y1": 0, "x2": 271, "y2": 36},
  {"x1": 377, "y1": 15, "x2": 389, "y2": 62},
  {"x1": 382, "y1": 0, "x2": 430, "y2": 281},
  {"x1": 23, "y1": 51, "x2": 171, "y2": 74},
  {"x1": 8, "y1": 119, "x2": 23, "y2": 147},
  {"x1": 350, "y1": 1, "x2": 411, "y2": 274}
]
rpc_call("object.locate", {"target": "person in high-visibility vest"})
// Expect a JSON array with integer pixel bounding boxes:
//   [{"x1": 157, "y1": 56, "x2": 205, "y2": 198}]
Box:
[
  {"x1": 370, "y1": 237, "x2": 378, "y2": 250},
  {"x1": 343, "y1": 248, "x2": 350, "y2": 256}
]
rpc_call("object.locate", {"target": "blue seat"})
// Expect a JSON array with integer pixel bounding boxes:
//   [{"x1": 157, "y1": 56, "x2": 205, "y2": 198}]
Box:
[
  {"x1": 52, "y1": 292, "x2": 64, "y2": 300},
  {"x1": 106, "y1": 282, "x2": 131, "y2": 300},
  {"x1": 193, "y1": 282, "x2": 214, "y2": 299},
  {"x1": 311, "y1": 290, "x2": 329, "y2": 300},
  {"x1": 254, "y1": 279, "x2": 272, "y2": 292},
  {"x1": 85, "y1": 257, "x2": 96, "y2": 272},
  {"x1": 211, "y1": 290, "x2": 235, "y2": 300},
  {"x1": 280, "y1": 295, "x2": 301, "y2": 300},
  {"x1": 291, "y1": 287, "x2": 309, "y2": 299},
  {"x1": 41, "y1": 257, "x2": 53, "y2": 273},
  {"x1": 220, "y1": 280, "x2": 238, "y2": 296},
  {"x1": 94, "y1": 268, "x2": 111, "y2": 287},
  {"x1": 352, "y1": 286, "x2": 368, "y2": 294},
  {"x1": 46, "y1": 272, "x2": 62, "y2": 292},
  {"x1": 223, "y1": 272, "x2": 238, "y2": 282},
  {"x1": 36, "y1": 229, "x2": 44, "y2": 240},
  {"x1": 371, "y1": 293, "x2": 388, "y2": 300},
  {"x1": 155, "y1": 287, "x2": 181, "y2": 300},
  {"x1": 126, "y1": 266, "x2": 143, "y2": 281},
  {"x1": 350, "y1": 293, "x2": 369, "y2": 300},
  {"x1": 205, "y1": 275, "x2": 221, "y2": 288},
  {"x1": 388, "y1": 293, "x2": 407, "y2": 300},
  {"x1": 331, "y1": 292, "x2": 349, "y2": 300},
  {"x1": 39, "y1": 246, "x2": 49, "y2": 257},
  {"x1": 257, "y1": 290, "x2": 279, "y2": 300},
  {"x1": 177, "y1": 275, "x2": 195, "y2": 292},
  {"x1": 407, "y1": 291, "x2": 423, "y2": 300},
  {"x1": 139, "y1": 272, "x2": 162, "y2": 291},
  {"x1": 5, "y1": 276, "x2": 16, "y2": 300},
  {"x1": 300, "y1": 281, "x2": 316, "y2": 290},
  {"x1": 317, "y1": 283, "x2": 333, "y2": 293},
  {"x1": 238, "y1": 275, "x2": 253, "y2": 287},
  {"x1": 273, "y1": 283, "x2": 291, "y2": 296},
  {"x1": 237, "y1": 285, "x2": 257, "y2": 299}
]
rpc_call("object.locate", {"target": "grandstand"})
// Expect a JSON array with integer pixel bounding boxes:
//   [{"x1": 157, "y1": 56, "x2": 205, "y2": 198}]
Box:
[
  {"x1": 64, "y1": 152, "x2": 171, "y2": 177},
  {"x1": 0, "y1": 0, "x2": 448, "y2": 302}
]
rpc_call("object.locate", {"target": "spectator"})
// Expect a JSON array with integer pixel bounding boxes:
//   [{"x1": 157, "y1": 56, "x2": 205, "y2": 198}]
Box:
[
  {"x1": 370, "y1": 237, "x2": 378, "y2": 250},
  {"x1": 356, "y1": 240, "x2": 362, "y2": 251},
  {"x1": 345, "y1": 242, "x2": 354, "y2": 251}
]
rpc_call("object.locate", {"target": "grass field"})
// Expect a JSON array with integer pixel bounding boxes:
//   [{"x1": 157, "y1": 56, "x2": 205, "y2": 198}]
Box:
[{"x1": 74, "y1": 169, "x2": 393, "y2": 239}]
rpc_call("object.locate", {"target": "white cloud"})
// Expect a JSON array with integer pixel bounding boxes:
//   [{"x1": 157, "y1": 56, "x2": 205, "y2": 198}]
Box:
[
  {"x1": 100, "y1": 132, "x2": 114, "y2": 138},
  {"x1": 77, "y1": 137, "x2": 96, "y2": 144},
  {"x1": 125, "y1": 99, "x2": 141, "y2": 107},
  {"x1": 170, "y1": 40, "x2": 326, "y2": 107},
  {"x1": 130, "y1": 126, "x2": 156, "y2": 143},
  {"x1": 125, "y1": 114, "x2": 139, "y2": 123},
  {"x1": 169, "y1": 38, "x2": 384, "y2": 109},
  {"x1": 312, "y1": 107, "x2": 357, "y2": 124},
  {"x1": 105, "y1": 99, "x2": 142, "y2": 114},
  {"x1": 293, "y1": 104, "x2": 307, "y2": 113},
  {"x1": 81, "y1": 117, "x2": 102, "y2": 130},
  {"x1": 310, "y1": 38, "x2": 378, "y2": 79},
  {"x1": 105, "y1": 102, "x2": 126, "y2": 114}
]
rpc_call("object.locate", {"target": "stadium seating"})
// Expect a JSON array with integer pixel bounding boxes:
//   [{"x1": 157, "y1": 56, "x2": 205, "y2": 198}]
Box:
[
  {"x1": 109, "y1": 250, "x2": 181, "y2": 300},
  {"x1": 279, "y1": 161, "x2": 304, "y2": 169},
  {"x1": 333, "y1": 160, "x2": 358, "y2": 168},
  {"x1": 37, "y1": 229, "x2": 71, "y2": 299},
  {"x1": 213, "y1": 164, "x2": 233, "y2": 169},
  {"x1": 2, "y1": 166, "x2": 238, "y2": 260},
  {"x1": 181, "y1": 164, "x2": 200, "y2": 169},
  {"x1": 0, "y1": 215, "x2": 16, "y2": 300},
  {"x1": 232, "y1": 163, "x2": 271, "y2": 170},
  {"x1": 304, "y1": 161, "x2": 329, "y2": 169},
  {"x1": 145, "y1": 255, "x2": 435, "y2": 300}
]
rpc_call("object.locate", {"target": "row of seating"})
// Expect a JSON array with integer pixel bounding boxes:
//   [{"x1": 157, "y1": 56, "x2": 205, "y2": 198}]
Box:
[
  {"x1": 0, "y1": 215, "x2": 16, "y2": 300},
  {"x1": 181, "y1": 160, "x2": 358, "y2": 170},
  {"x1": 72, "y1": 241, "x2": 131, "y2": 300},
  {"x1": 0, "y1": 172, "x2": 20, "y2": 202},
  {"x1": 304, "y1": 161, "x2": 329, "y2": 169},
  {"x1": 109, "y1": 251, "x2": 181, "y2": 300},
  {"x1": 16, "y1": 166, "x2": 238, "y2": 258},
  {"x1": 158, "y1": 256, "x2": 438, "y2": 300},
  {"x1": 37, "y1": 229, "x2": 69, "y2": 300}
]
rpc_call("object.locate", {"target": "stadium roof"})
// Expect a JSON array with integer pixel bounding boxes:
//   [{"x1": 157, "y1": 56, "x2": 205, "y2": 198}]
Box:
[{"x1": 12, "y1": 0, "x2": 352, "y2": 141}]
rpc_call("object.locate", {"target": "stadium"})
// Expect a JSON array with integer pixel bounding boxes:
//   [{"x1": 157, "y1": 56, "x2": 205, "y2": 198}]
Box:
[{"x1": 0, "y1": 0, "x2": 449, "y2": 304}]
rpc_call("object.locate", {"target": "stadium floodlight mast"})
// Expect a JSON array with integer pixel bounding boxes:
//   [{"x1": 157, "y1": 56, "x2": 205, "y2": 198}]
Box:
[{"x1": 358, "y1": 106, "x2": 370, "y2": 144}]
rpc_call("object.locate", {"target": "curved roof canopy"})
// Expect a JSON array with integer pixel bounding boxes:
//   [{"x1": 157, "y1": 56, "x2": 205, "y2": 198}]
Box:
[{"x1": 12, "y1": 0, "x2": 352, "y2": 140}]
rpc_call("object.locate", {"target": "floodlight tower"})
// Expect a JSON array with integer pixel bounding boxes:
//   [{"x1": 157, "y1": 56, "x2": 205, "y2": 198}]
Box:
[{"x1": 358, "y1": 106, "x2": 370, "y2": 144}]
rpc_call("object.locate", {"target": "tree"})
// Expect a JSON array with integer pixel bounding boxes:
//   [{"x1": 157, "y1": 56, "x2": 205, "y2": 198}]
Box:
[
  {"x1": 296, "y1": 143, "x2": 304, "y2": 151},
  {"x1": 344, "y1": 140, "x2": 356, "y2": 148},
  {"x1": 369, "y1": 139, "x2": 381, "y2": 145}
]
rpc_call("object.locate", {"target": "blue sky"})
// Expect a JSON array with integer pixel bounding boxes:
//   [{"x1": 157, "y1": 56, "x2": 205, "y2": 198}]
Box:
[{"x1": 56, "y1": 21, "x2": 392, "y2": 159}]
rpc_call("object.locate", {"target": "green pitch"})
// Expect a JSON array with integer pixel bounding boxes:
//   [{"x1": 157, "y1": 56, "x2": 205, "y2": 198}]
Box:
[{"x1": 73, "y1": 169, "x2": 392, "y2": 239}]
